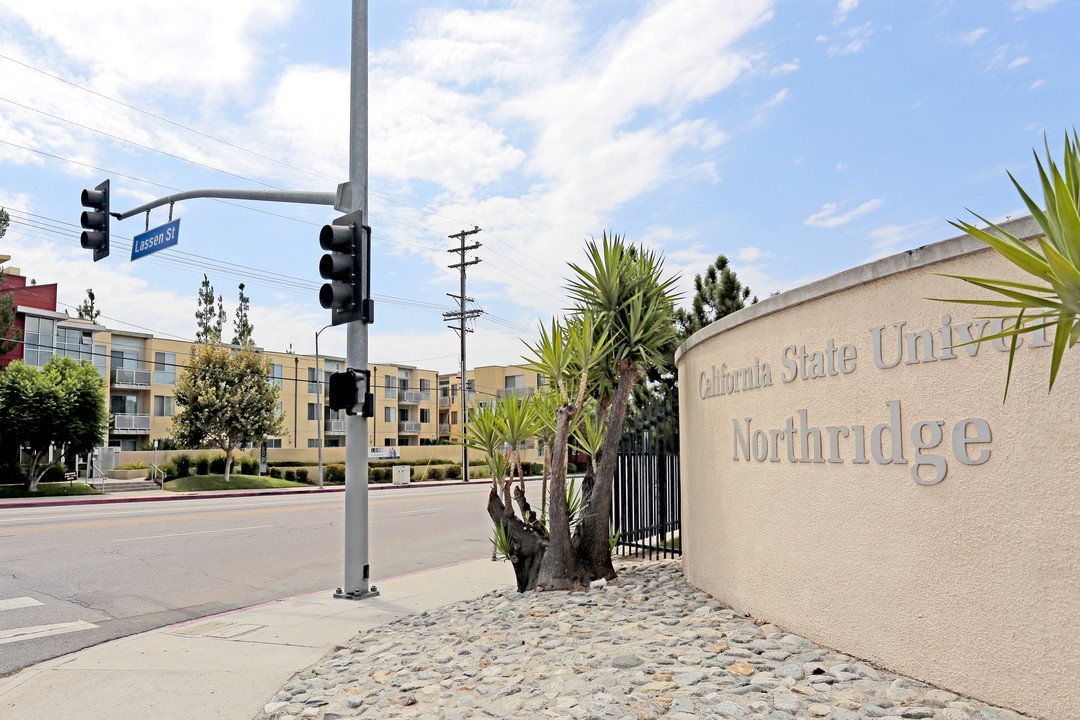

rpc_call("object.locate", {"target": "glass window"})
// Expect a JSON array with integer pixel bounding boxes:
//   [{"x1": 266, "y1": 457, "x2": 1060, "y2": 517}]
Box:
[
  {"x1": 111, "y1": 349, "x2": 139, "y2": 371},
  {"x1": 384, "y1": 438, "x2": 396, "y2": 446},
  {"x1": 93, "y1": 345, "x2": 107, "y2": 377},
  {"x1": 154, "y1": 352, "x2": 176, "y2": 384},
  {"x1": 153, "y1": 395, "x2": 175, "y2": 417},
  {"x1": 384, "y1": 373, "x2": 396, "y2": 400},
  {"x1": 307, "y1": 402, "x2": 318, "y2": 421},
  {"x1": 307, "y1": 438, "x2": 321, "y2": 448},
  {"x1": 451, "y1": 411, "x2": 458, "y2": 425},
  {"x1": 24, "y1": 315, "x2": 55, "y2": 367},
  {"x1": 420, "y1": 378, "x2": 431, "y2": 401},
  {"x1": 505, "y1": 374, "x2": 525, "y2": 389},
  {"x1": 307, "y1": 367, "x2": 320, "y2": 394},
  {"x1": 384, "y1": 406, "x2": 396, "y2": 423},
  {"x1": 420, "y1": 409, "x2": 430, "y2": 423},
  {"x1": 111, "y1": 394, "x2": 138, "y2": 414},
  {"x1": 265, "y1": 438, "x2": 282, "y2": 449},
  {"x1": 271, "y1": 364, "x2": 283, "y2": 389}
]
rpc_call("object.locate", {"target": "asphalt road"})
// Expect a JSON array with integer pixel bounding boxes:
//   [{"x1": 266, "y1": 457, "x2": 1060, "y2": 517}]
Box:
[{"x1": 0, "y1": 483, "x2": 520, "y2": 674}]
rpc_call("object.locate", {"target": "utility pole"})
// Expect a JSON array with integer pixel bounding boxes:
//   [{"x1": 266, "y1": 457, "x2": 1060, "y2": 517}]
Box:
[{"x1": 444, "y1": 227, "x2": 483, "y2": 479}]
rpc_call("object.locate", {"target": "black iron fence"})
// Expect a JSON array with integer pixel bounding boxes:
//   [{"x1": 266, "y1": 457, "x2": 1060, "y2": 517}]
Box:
[{"x1": 611, "y1": 396, "x2": 681, "y2": 559}]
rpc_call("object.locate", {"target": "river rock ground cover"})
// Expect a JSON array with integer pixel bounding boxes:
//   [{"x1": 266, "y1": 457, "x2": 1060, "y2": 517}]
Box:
[{"x1": 255, "y1": 559, "x2": 1024, "y2": 720}]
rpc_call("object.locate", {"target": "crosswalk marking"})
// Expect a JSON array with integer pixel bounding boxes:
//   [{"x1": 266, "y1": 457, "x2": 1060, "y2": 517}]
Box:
[
  {"x1": 0, "y1": 620, "x2": 99, "y2": 645},
  {"x1": 0, "y1": 596, "x2": 44, "y2": 612}
]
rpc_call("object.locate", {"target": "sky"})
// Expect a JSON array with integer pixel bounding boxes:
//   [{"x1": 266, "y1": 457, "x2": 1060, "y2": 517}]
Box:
[{"x1": 1, "y1": 0, "x2": 1077, "y2": 373}]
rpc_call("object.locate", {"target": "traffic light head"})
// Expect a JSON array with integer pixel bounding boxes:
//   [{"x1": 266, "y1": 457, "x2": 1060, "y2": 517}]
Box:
[
  {"x1": 318, "y1": 209, "x2": 373, "y2": 326},
  {"x1": 327, "y1": 368, "x2": 373, "y2": 416},
  {"x1": 80, "y1": 179, "x2": 110, "y2": 262}
]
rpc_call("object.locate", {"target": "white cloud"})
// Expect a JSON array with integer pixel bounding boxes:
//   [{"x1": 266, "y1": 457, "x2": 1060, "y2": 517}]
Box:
[
  {"x1": 1011, "y1": 0, "x2": 1060, "y2": 11},
  {"x1": 1007, "y1": 56, "x2": 1030, "y2": 69},
  {"x1": 737, "y1": 246, "x2": 770, "y2": 263},
  {"x1": 1031, "y1": 79, "x2": 1045, "y2": 89},
  {"x1": 771, "y1": 60, "x2": 800, "y2": 75},
  {"x1": 834, "y1": 0, "x2": 860, "y2": 24},
  {"x1": 955, "y1": 28, "x2": 989, "y2": 45},
  {"x1": 804, "y1": 198, "x2": 883, "y2": 228},
  {"x1": 835, "y1": 161, "x2": 848, "y2": 171},
  {"x1": 865, "y1": 219, "x2": 938, "y2": 261},
  {"x1": 827, "y1": 22, "x2": 873, "y2": 57}
]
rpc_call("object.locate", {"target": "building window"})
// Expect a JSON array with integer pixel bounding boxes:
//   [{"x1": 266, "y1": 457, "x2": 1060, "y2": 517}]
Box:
[
  {"x1": 264, "y1": 438, "x2": 283, "y2": 449},
  {"x1": 420, "y1": 408, "x2": 430, "y2": 423},
  {"x1": 111, "y1": 394, "x2": 138, "y2": 415},
  {"x1": 451, "y1": 411, "x2": 458, "y2": 424},
  {"x1": 384, "y1": 406, "x2": 396, "y2": 423},
  {"x1": 23, "y1": 315, "x2": 54, "y2": 366},
  {"x1": 384, "y1": 438, "x2": 397, "y2": 446},
  {"x1": 307, "y1": 438, "x2": 322, "y2": 448},
  {"x1": 307, "y1": 402, "x2": 319, "y2": 421},
  {"x1": 153, "y1": 395, "x2": 175, "y2": 417},
  {"x1": 420, "y1": 378, "x2": 431, "y2": 401},
  {"x1": 270, "y1": 364, "x2": 283, "y2": 389},
  {"x1": 154, "y1": 352, "x2": 176, "y2": 384},
  {"x1": 384, "y1": 373, "x2": 396, "y2": 400},
  {"x1": 308, "y1": 367, "x2": 320, "y2": 394}
]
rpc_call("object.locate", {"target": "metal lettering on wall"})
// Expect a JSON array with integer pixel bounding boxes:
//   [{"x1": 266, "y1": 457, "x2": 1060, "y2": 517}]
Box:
[{"x1": 700, "y1": 314, "x2": 1053, "y2": 484}]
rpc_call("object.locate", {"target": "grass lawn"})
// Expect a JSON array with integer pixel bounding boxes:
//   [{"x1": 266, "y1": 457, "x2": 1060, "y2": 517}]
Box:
[
  {"x1": 0, "y1": 482, "x2": 102, "y2": 498},
  {"x1": 164, "y1": 474, "x2": 309, "y2": 492}
]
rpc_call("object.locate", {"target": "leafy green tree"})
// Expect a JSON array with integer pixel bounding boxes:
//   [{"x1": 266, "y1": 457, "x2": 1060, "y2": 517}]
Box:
[
  {"x1": 0, "y1": 357, "x2": 108, "y2": 490},
  {"x1": 76, "y1": 288, "x2": 101, "y2": 323},
  {"x1": 936, "y1": 131, "x2": 1080, "y2": 397},
  {"x1": 0, "y1": 207, "x2": 9, "y2": 239},
  {"x1": 172, "y1": 343, "x2": 284, "y2": 482},
  {"x1": 231, "y1": 282, "x2": 254, "y2": 346}
]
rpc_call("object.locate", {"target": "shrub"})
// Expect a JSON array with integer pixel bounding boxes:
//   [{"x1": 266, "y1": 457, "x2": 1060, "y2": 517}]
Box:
[
  {"x1": 114, "y1": 460, "x2": 148, "y2": 470},
  {"x1": 209, "y1": 455, "x2": 227, "y2": 474},
  {"x1": 296, "y1": 468, "x2": 309, "y2": 483},
  {"x1": 195, "y1": 456, "x2": 210, "y2": 475},
  {"x1": 284, "y1": 470, "x2": 296, "y2": 482},
  {"x1": 373, "y1": 468, "x2": 392, "y2": 483},
  {"x1": 39, "y1": 464, "x2": 65, "y2": 483},
  {"x1": 270, "y1": 467, "x2": 282, "y2": 479},
  {"x1": 325, "y1": 464, "x2": 345, "y2": 484},
  {"x1": 445, "y1": 464, "x2": 461, "y2": 479},
  {"x1": 173, "y1": 453, "x2": 192, "y2": 478},
  {"x1": 238, "y1": 457, "x2": 258, "y2": 476},
  {"x1": 424, "y1": 466, "x2": 444, "y2": 481}
]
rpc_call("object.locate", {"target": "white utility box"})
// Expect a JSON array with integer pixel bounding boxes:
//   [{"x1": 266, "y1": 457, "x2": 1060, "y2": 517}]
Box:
[{"x1": 392, "y1": 465, "x2": 410, "y2": 485}]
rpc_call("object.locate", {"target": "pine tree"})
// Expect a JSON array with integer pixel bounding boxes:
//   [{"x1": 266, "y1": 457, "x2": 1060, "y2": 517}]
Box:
[
  {"x1": 195, "y1": 275, "x2": 223, "y2": 344},
  {"x1": 232, "y1": 283, "x2": 254, "y2": 346},
  {"x1": 673, "y1": 254, "x2": 755, "y2": 340},
  {"x1": 76, "y1": 288, "x2": 101, "y2": 323}
]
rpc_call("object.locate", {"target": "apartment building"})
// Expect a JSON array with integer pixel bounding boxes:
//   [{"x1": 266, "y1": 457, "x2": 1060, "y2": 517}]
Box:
[{"x1": 1, "y1": 265, "x2": 543, "y2": 454}]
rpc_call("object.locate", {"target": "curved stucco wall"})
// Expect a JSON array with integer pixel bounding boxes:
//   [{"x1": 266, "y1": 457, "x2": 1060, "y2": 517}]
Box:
[{"x1": 675, "y1": 217, "x2": 1079, "y2": 720}]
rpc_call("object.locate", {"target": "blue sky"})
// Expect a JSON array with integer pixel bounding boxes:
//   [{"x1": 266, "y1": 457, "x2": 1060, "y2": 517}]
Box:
[{"x1": 1, "y1": 0, "x2": 1077, "y2": 371}]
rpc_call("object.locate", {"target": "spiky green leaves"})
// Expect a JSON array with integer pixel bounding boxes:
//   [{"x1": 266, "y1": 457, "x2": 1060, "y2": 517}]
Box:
[{"x1": 936, "y1": 131, "x2": 1080, "y2": 397}]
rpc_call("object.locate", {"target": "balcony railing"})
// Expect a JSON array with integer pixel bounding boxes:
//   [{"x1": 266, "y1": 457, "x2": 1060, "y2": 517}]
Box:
[
  {"x1": 112, "y1": 413, "x2": 151, "y2": 433},
  {"x1": 112, "y1": 368, "x2": 151, "y2": 387},
  {"x1": 438, "y1": 423, "x2": 451, "y2": 436},
  {"x1": 497, "y1": 386, "x2": 535, "y2": 399},
  {"x1": 398, "y1": 390, "x2": 422, "y2": 405},
  {"x1": 324, "y1": 419, "x2": 346, "y2": 434},
  {"x1": 398, "y1": 421, "x2": 421, "y2": 434},
  {"x1": 438, "y1": 394, "x2": 451, "y2": 408}
]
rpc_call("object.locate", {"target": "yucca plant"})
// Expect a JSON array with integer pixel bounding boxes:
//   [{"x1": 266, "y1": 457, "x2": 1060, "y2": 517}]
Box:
[{"x1": 935, "y1": 131, "x2": 1080, "y2": 398}]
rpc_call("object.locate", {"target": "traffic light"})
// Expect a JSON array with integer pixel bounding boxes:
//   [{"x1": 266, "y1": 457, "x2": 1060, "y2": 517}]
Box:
[
  {"x1": 319, "y1": 209, "x2": 373, "y2": 326},
  {"x1": 327, "y1": 368, "x2": 373, "y2": 416},
  {"x1": 80, "y1": 179, "x2": 110, "y2": 261}
]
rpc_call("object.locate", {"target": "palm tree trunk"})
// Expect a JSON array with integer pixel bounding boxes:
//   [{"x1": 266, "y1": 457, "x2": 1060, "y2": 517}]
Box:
[{"x1": 574, "y1": 363, "x2": 635, "y2": 580}]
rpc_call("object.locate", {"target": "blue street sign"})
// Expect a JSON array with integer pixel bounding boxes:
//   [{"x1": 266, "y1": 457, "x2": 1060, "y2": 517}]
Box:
[{"x1": 131, "y1": 219, "x2": 180, "y2": 261}]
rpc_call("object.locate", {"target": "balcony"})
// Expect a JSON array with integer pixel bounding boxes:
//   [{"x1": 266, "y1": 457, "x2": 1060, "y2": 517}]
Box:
[
  {"x1": 438, "y1": 394, "x2": 452, "y2": 408},
  {"x1": 438, "y1": 423, "x2": 451, "y2": 436},
  {"x1": 112, "y1": 413, "x2": 151, "y2": 434},
  {"x1": 324, "y1": 419, "x2": 346, "y2": 435},
  {"x1": 398, "y1": 421, "x2": 421, "y2": 435},
  {"x1": 112, "y1": 368, "x2": 151, "y2": 388},
  {"x1": 497, "y1": 386, "x2": 535, "y2": 399},
  {"x1": 398, "y1": 390, "x2": 422, "y2": 405}
]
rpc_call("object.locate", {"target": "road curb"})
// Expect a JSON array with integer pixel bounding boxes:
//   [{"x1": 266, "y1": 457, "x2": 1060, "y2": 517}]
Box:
[{"x1": 0, "y1": 478, "x2": 510, "y2": 510}]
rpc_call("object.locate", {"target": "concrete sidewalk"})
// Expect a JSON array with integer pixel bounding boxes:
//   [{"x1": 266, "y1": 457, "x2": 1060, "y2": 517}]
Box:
[{"x1": 0, "y1": 557, "x2": 511, "y2": 720}]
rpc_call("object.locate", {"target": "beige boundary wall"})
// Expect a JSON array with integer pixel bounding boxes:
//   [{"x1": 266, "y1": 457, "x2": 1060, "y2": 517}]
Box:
[
  {"x1": 116, "y1": 445, "x2": 541, "y2": 468},
  {"x1": 675, "y1": 216, "x2": 1079, "y2": 720}
]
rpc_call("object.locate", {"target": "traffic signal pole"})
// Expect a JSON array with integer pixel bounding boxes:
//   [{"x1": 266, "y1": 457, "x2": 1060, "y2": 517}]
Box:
[
  {"x1": 87, "y1": 2, "x2": 377, "y2": 600},
  {"x1": 337, "y1": 0, "x2": 376, "y2": 600}
]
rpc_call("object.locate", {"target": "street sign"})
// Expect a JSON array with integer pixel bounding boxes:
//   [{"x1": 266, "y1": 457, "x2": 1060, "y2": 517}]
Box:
[
  {"x1": 63, "y1": 471, "x2": 77, "y2": 482},
  {"x1": 131, "y1": 219, "x2": 180, "y2": 261}
]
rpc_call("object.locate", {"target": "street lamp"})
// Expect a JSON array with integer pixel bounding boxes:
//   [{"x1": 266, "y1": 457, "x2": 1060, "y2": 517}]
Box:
[{"x1": 315, "y1": 323, "x2": 333, "y2": 489}]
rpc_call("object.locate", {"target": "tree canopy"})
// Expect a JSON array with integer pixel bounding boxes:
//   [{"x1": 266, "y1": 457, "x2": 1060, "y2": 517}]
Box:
[
  {"x1": 172, "y1": 343, "x2": 284, "y2": 481},
  {"x1": 0, "y1": 356, "x2": 109, "y2": 490}
]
